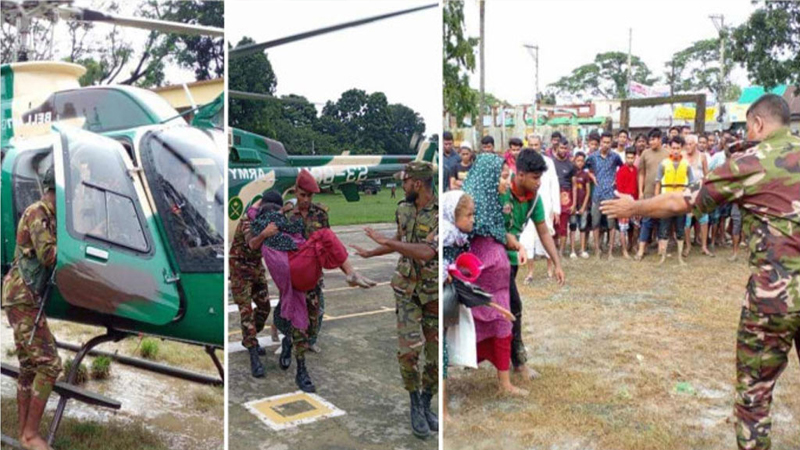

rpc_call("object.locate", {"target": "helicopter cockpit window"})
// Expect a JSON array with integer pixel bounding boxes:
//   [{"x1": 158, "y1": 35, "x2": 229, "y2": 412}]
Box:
[
  {"x1": 54, "y1": 89, "x2": 153, "y2": 133},
  {"x1": 12, "y1": 149, "x2": 53, "y2": 223},
  {"x1": 141, "y1": 127, "x2": 224, "y2": 273},
  {"x1": 63, "y1": 130, "x2": 149, "y2": 253}
]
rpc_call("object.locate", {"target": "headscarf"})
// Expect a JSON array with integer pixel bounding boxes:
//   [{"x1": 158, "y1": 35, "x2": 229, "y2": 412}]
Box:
[
  {"x1": 441, "y1": 190, "x2": 469, "y2": 248},
  {"x1": 463, "y1": 153, "x2": 507, "y2": 244}
]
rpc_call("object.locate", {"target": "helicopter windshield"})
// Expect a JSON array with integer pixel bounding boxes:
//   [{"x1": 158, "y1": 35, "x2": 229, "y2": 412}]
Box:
[{"x1": 141, "y1": 127, "x2": 224, "y2": 273}]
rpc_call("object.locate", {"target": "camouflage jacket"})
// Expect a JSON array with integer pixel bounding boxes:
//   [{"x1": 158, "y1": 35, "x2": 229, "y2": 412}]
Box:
[
  {"x1": 391, "y1": 197, "x2": 439, "y2": 304},
  {"x1": 286, "y1": 202, "x2": 330, "y2": 238},
  {"x1": 228, "y1": 213, "x2": 262, "y2": 266},
  {"x1": 685, "y1": 127, "x2": 800, "y2": 314},
  {"x1": 2, "y1": 199, "x2": 57, "y2": 307}
]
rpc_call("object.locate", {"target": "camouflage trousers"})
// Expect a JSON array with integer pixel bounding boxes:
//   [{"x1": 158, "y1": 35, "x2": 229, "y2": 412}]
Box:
[
  {"x1": 231, "y1": 267, "x2": 270, "y2": 349},
  {"x1": 734, "y1": 307, "x2": 800, "y2": 450},
  {"x1": 292, "y1": 285, "x2": 323, "y2": 360},
  {"x1": 5, "y1": 302, "x2": 62, "y2": 401},
  {"x1": 395, "y1": 293, "x2": 438, "y2": 394}
]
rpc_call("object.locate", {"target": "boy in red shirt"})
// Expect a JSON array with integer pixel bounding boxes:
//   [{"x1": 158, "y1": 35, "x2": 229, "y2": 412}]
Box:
[{"x1": 615, "y1": 147, "x2": 639, "y2": 258}]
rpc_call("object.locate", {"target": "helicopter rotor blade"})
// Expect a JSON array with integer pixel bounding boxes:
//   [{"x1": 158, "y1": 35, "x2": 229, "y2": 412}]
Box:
[
  {"x1": 229, "y1": 2, "x2": 436, "y2": 59},
  {"x1": 57, "y1": 6, "x2": 224, "y2": 37}
]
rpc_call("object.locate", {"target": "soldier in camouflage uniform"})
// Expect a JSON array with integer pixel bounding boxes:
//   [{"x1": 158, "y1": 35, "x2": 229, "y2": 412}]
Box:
[
  {"x1": 601, "y1": 94, "x2": 799, "y2": 450},
  {"x1": 229, "y1": 193, "x2": 279, "y2": 378},
  {"x1": 1, "y1": 167, "x2": 61, "y2": 450},
  {"x1": 283, "y1": 169, "x2": 329, "y2": 393},
  {"x1": 353, "y1": 161, "x2": 439, "y2": 439}
]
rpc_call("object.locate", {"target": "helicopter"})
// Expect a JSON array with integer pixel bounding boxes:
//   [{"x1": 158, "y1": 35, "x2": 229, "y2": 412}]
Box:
[
  {"x1": 226, "y1": 2, "x2": 439, "y2": 242},
  {"x1": 0, "y1": 1, "x2": 224, "y2": 446}
]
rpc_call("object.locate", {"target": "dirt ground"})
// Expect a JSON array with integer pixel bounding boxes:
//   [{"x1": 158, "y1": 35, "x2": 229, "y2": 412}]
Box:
[{"x1": 444, "y1": 246, "x2": 800, "y2": 450}]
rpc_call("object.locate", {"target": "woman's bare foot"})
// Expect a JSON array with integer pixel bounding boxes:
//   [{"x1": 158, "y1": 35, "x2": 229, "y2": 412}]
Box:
[
  {"x1": 514, "y1": 365, "x2": 541, "y2": 380},
  {"x1": 498, "y1": 383, "x2": 529, "y2": 397},
  {"x1": 346, "y1": 272, "x2": 376, "y2": 288}
]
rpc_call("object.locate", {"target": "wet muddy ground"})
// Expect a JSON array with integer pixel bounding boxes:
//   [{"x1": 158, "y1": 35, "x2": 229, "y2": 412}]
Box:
[
  {"x1": 445, "y1": 246, "x2": 800, "y2": 450},
  {"x1": 227, "y1": 222, "x2": 439, "y2": 450},
  {"x1": 1, "y1": 313, "x2": 224, "y2": 449}
]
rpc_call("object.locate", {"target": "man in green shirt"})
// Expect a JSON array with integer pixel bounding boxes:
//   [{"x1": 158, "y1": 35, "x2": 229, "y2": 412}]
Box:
[{"x1": 501, "y1": 149, "x2": 565, "y2": 379}]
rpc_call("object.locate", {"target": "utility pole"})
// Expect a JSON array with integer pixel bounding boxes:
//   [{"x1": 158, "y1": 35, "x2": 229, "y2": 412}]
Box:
[
  {"x1": 627, "y1": 28, "x2": 632, "y2": 98},
  {"x1": 478, "y1": 0, "x2": 486, "y2": 137},
  {"x1": 524, "y1": 44, "x2": 539, "y2": 131},
  {"x1": 710, "y1": 14, "x2": 725, "y2": 123}
]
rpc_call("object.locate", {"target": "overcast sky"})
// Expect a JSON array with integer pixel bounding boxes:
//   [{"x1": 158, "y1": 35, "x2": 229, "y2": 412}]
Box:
[
  {"x1": 227, "y1": 0, "x2": 441, "y2": 133},
  {"x1": 461, "y1": 0, "x2": 758, "y2": 104}
]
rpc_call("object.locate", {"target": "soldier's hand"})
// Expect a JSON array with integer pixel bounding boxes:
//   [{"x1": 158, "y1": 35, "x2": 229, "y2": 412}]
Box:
[
  {"x1": 364, "y1": 227, "x2": 389, "y2": 245},
  {"x1": 261, "y1": 223, "x2": 279, "y2": 238},
  {"x1": 600, "y1": 190, "x2": 635, "y2": 219},
  {"x1": 350, "y1": 244, "x2": 370, "y2": 258},
  {"x1": 281, "y1": 203, "x2": 294, "y2": 213}
]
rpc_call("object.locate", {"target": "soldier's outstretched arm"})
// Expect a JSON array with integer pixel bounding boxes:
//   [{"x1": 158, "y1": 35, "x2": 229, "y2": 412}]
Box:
[
  {"x1": 350, "y1": 244, "x2": 394, "y2": 259},
  {"x1": 601, "y1": 191, "x2": 691, "y2": 220},
  {"x1": 382, "y1": 240, "x2": 436, "y2": 262}
]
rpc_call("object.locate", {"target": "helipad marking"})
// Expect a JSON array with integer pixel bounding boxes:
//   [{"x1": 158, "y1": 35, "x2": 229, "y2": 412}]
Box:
[{"x1": 244, "y1": 391, "x2": 345, "y2": 430}]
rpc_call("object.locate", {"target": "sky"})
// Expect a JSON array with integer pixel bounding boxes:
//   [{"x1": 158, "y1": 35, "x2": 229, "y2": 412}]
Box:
[
  {"x1": 460, "y1": 0, "x2": 758, "y2": 104},
  {"x1": 227, "y1": 0, "x2": 442, "y2": 134},
  {"x1": 14, "y1": 0, "x2": 209, "y2": 85}
]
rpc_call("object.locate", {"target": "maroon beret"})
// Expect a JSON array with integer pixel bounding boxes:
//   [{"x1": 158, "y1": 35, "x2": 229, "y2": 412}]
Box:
[{"x1": 296, "y1": 169, "x2": 320, "y2": 193}]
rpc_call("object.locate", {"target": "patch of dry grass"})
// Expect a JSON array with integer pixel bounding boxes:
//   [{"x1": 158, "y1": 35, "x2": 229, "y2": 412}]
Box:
[{"x1": 445, "y1": 246, "x2": 800, "y2": 450}]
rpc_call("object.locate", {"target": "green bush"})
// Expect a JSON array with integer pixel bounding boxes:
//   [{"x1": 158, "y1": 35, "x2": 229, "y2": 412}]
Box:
[
  {"x1": 62, "y1": 359, "x2": 89, "y2": 385},
  {"x1": 139, "y1": 338, "x2": 160, "y2": 360},
  {"x1": 90, "y1": 356, "x2": 112, "y2": 380}
]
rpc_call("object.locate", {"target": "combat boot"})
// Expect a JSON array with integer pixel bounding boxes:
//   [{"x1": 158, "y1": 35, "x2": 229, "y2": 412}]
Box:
[
  {"x1": 295, "y1": 358, "x2": 316, "y2": 393},
  {"x1": 409, "y1": 391, "x2": 431, "y2": 439},
  {"x1": 279, "y1": 335, "x2": 292, "y2": 370},
  {"x1": 421, "y1": 390, "x2": 438, "y2": 432},
  {"x1": 248, "y1": 346, "x2": 265, "y2": 378}
]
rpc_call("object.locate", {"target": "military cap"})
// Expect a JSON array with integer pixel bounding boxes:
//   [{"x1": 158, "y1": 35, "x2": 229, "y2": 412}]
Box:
[
  {"x1": 296, "y1": 169, "x2": 320, "y2": 193},
  {"x1": 396, "y1": 161, "x2": 434, "y2": 181},
  {"x1": 42, "y1": 166, "x2": 55, "y2": 190}
]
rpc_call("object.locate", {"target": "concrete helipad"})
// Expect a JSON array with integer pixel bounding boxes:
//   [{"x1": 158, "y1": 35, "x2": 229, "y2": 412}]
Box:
[{"x1": 227, "y1": 223, "x2": 439, "y2": 450}]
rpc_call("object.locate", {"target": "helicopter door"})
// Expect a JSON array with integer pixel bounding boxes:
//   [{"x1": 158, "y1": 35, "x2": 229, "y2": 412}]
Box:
[{"x1": 54, "y1": 127, "x2": 180, "y2": 325}]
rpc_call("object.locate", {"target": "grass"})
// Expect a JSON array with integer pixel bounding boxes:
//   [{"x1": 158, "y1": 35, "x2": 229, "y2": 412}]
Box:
[
  {"x1": 304, "y1": 188, "x2": 401, "y2": 226},
  {"x1": 61, "y1": 359, "x2": 88, "y2": 385},
  {"x1": 138, "y1": 338, "x2": 160, "y2": 360},
  {"x1": 0, "y1": 399, "x2": 169, "y2": 450},
  {"x1": 192, "y1": 386, "x2": 224, "y2": 414},
  {"x1": 445, "y1": 245, "x2": 800, "y2": 450},
  {"x1": 90, "y1": 356, "x2": 111, "y2": 380}
]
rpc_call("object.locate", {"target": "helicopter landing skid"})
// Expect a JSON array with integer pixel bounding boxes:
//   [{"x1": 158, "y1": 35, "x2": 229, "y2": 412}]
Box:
[
  {"x1": 47, "y1": 329, "x2": 128, "y2": 446},
  {"x1": 205, "y1": 345, "x2": 224, "y2": 382}
]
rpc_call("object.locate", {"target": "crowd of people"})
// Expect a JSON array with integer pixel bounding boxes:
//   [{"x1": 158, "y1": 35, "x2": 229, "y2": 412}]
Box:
[
  {"x1": 441, "y1": 123, "x2": 750, "y2": 422},
  {"x1": 442, "y1": 124, "x2": 748, "y2": 270}
]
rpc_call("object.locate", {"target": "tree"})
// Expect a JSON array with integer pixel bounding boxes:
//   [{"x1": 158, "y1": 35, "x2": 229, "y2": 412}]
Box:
[
  {"x1": 665, "y1": 38, "x2": 736, "y2": 100},
  {"x1": 550, "y1": 51, "x2": 658, "y2": 99},
  {"x1": 387, "y1": 103, "x2": 426, "y2": 154},
  {"x1": 154, "y1": 0, "x2": 224, "y2": 81},
  {"x1": 228, "y1": 36, "x2": 278, "y2": 136},
  {"x1": 731, "y1": 1, "x2": 800, "y2": 91},
  {"x1": 443, "y1": 0, "x2": 479, "y2": 125}
]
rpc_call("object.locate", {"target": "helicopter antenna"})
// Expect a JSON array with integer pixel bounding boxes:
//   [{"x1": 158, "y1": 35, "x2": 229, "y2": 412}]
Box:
[{"x1": 229, "y1": 3, "x2": 437, "y2": 59}]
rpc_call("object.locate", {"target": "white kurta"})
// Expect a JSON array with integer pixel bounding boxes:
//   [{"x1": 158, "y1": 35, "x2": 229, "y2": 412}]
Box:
[{"x1": 520, "y1": 155, "x2": 561, "y2": 259}]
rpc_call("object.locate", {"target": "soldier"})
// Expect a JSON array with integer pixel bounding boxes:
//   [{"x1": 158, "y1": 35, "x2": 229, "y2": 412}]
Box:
[
  {"x1": 229, "y1": 192, "x2": 279, "y2": 378},
  {"x1": 2, "y1": 167, "x2": 61, "y2": 450},
  {"x1": 283, "y1": 169, "x2": 329, "y2": 393},
  {"x1": 601, "y1": 93, "x2": 800, "y2": 450},
  {"x1": 352, "y1": 161, "x2": 439, "y2": 439}
]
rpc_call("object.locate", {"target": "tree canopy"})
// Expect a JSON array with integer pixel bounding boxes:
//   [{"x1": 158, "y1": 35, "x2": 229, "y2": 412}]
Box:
[
  {"x1": 229, "y1": 38, "x2": 425, "y2": 156},
  {"x1": 549, "y1": 51, "x2": 658, "y2": 100},
  {"x1": 443, "y1": 0, "x2": 479, "y2": 125},
  {"x1": 731, "y1": 1, "x2": 800, "y2": 91}
]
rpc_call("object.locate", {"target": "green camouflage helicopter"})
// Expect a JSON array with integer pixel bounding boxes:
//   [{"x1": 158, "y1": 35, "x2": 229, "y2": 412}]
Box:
[
  {"x1": 226, "y1": 3, "x2": 439, "y2": 242},
  {"x1": 0, "y1": 1, "x2": 223, "y2": 445}
]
